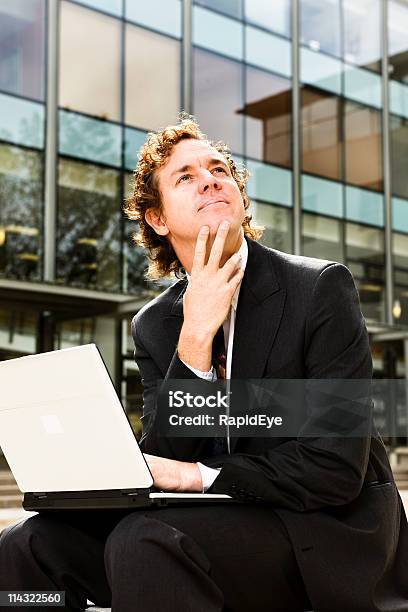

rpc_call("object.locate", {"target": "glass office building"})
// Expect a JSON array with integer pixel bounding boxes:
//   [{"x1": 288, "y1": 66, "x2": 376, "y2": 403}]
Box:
[{"x1": 0, "y1": 0, "x2": 407, "y2": 438}]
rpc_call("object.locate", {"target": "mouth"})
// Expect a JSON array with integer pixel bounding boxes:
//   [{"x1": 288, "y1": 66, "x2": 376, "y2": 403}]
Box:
[{"x1": 198, "y1": 199, "x2": 228, "y2": 212}]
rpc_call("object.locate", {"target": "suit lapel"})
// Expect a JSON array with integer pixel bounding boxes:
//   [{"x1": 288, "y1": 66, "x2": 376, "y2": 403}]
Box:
[
  {"x1": 229, "y1": 240, "x2": 286, "y2": 452},
  {"x1": 232, "y1": 239, "x2": 285, "y2": 378}
]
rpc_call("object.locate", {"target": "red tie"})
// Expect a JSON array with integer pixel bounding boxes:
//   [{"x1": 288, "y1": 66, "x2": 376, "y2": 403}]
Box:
[{"x1": 212, "y1": 326, "x2": 226, "y2": 380}]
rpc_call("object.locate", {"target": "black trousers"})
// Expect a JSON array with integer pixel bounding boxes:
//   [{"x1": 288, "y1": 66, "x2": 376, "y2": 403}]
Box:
[{"x1": 0, "y1": 504, "x2": 312, "y2": 612}]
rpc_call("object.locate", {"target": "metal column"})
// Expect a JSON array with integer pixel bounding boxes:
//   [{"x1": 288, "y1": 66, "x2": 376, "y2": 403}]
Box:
[{"x1": 43, "y1": 0, "x2": 59, "y2": 282}]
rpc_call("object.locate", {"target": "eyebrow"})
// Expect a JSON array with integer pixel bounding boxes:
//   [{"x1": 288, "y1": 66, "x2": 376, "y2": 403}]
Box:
[{"x1": 170, "y1": 157, "x2": 229, "y2": 179}]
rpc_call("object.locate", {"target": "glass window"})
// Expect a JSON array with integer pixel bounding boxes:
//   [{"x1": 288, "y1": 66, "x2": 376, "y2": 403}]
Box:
[
  {"x1": 123, "y1": 221, "x2": 155, "y2": 294},
  {"x1": 194, "y1": 0, "x2": 243, "y2": 19},
  {"x1": 125, "y1": 127, "x2": 148, "y2": 171},
  {"x1": 343, "y1": 0, "x2": 381, "y2": 72},
  {"x1": 393, "y1": 232, "x2": 408, "y2": 326},
  {"x1": 393, "y1": 196, "x2": 408, "y2": 233},
  {"x1": 390, "y1": 80, "x2": 408, "y2": 120},
  {"x1": 0, "y1": 0, "x2": 45, "y2": 101},
  {"x1": 345, "y1": 185, "x2": 384, "y2": 227},
  {"x1": 0, "y1": 307, "x2": 37, "y2": 357},
  {"x1": 300, "y1": 0, "x2": 341, "y2": 58},
  {"x1": 246, "y1": 160, "x2": 292, "y2": 207},
  {"x1": 126, "y1": 0, "x2": 181, "y2": 38},
  {"x1": 245, "y1": 26, "x2": 291, "y2": 78},
  {"x1": 302, "y1": 213, "x2": 344, "y2": 261},
  {"x1": 75, "y1": 0, "x2": 122, "y2": 16},
  {"x1": 0, "y1": 92, "x2": 44, "y2": 149},
  {"x1": 302, "y1": 174, "x2": 343, "y2": 217},
  {"x1": 388, "y1": 2, "x2": 408, "y2": 119},
  {"x1": 125, "y1": 25, "x2": 181, "y2": 131},
  {"x1": 59, "y1": 1, "x2": 121, "y2": 120},
  {"x1": 245, "y1": 67, "x2": 291, "y2": 167},
  {"x1": 0, "y1": 144, "x2": 43, "y2": 281},
  {"x1": 344, "y1": 65, "x2": 382, "y2": 109},
  {"x1": 59, "y1": 110, "x2": 122, "y2": 168},
  {"x1": 57, "y1": 158, "x2": 121, "y2": 291},
  {"x1": 250, "y1": 201, "x2": 292, "y2": 252},
  {"x1": 300, "y1": 47, "x2": 342, "y2": 95},
  {"x1": 346, "y1": 222, "x2": 385, "y2": 323},
  {"x1": 390, "y1": 115, "x2": 408, "y2": 199},
  {"x1": 193, "y1": 49, "x2": 243, "y2": 155},
  {"x1": 244, "y1": 0, "x2": 290, "y2": 38},
  {"x1": 344, "y1": 101, "x2": 382, "y2": 191},
  {"x1": 301, "y1": 87, "x2": 341, "y2": 180},
  {"x1": 388, "y1": 0, "x2": 408, "y2": 85},
  {"x1": 193, "y1": 6, "x2": 243, "y2": 60}
]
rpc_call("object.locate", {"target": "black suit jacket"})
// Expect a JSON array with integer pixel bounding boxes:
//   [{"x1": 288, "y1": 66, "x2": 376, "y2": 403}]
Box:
[{"x1": 132, "y1": 237, "x2": 408, "y2": 611}]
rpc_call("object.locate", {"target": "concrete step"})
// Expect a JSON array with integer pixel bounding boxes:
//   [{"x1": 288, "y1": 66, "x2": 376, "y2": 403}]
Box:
[
  {"x1": 0, "y1": 470, "x2": 16, "y2": 483},
  {"x1": 0, "y1": 495, "x2": 23, "y2": 509},
  {"x1": 0, "y1": 484, "x2": 20, "y2": 496}
]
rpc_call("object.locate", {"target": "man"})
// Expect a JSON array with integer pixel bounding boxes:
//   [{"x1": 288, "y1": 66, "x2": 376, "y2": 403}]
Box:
[{"x1": 0, "y1": 115, "x2": 407, "y2": 612}]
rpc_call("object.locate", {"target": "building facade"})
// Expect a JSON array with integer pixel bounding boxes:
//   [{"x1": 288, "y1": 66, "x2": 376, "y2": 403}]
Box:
[{"x1": 0, "y1": 0, "x2": 407, "y2": 442}]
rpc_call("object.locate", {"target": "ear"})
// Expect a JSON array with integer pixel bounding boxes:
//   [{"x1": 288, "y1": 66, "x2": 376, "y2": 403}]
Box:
[{"x1": 145, "y1": 208, "x2": 169, "y2": 237}]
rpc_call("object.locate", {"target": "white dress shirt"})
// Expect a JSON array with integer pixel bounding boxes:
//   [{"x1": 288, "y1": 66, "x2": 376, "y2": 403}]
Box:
[{"x1": 181, "y1": 239, "x2": 249, "y2": 491}]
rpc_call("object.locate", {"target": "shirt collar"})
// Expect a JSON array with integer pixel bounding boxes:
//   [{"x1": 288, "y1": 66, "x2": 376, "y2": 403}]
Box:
[{"x1": 186, "y1": 237, "x2": 248, "y2": 312}]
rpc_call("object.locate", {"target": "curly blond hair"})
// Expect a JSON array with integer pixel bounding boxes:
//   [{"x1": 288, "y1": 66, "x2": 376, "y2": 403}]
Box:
[{"x1": 124, "y1": 114, "x2": 263, "y2": 279}]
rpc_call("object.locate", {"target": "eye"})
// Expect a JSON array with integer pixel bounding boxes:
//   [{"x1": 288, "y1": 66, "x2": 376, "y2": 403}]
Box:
[
  {"x1": 177, "y1": 174, "x2": 192, "y2": 184},
  {"x1": 213, "y1": 166, "x2": 226, "y2": 174}
]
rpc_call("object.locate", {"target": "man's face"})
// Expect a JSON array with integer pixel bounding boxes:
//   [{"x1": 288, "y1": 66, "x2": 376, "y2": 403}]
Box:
[{"x1": 147, "y1": 139, "x2": 246, "y2": 254}]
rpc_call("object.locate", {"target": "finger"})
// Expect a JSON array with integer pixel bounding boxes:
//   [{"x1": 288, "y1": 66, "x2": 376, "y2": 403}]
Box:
[
  {"x1": 227, "y1": 266, "x2": 245, "y2": 289},
  {"x1": 191, "y1": 225, "x2": 209, "y2": 274},
  {"x1": 207, "y1": 220, "x2": 230, "y2": 269},
  {"x1": 220, "y1": 251, "x2": 242, "y2": 280}
]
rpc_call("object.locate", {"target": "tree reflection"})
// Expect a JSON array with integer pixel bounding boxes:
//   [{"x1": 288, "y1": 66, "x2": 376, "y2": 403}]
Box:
[{"x1": 0, "y1": 144, "x2": 43, "y2": 281}]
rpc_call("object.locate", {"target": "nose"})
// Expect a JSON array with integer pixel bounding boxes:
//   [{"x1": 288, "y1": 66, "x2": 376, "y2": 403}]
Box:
[{"x1": 198, "y1": 169, "x2": 221, "y2": 194}]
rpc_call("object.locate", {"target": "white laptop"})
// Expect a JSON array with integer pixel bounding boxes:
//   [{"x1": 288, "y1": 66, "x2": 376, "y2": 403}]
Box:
[{"x1": 0, "y1": 344, "x2": 233, "y2": 510}]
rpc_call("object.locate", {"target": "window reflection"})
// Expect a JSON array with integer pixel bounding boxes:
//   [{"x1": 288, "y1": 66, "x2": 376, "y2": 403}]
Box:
[
  {"x1": 59, "y1": 1, "x2": 121, "y2": 120},
  {"x1": 0, "y1": 308, "x2": 37, "y2": 357},
  {"x1": 57, "y1": 159, "x2": 121, "y2": 291},
  {"x1": 390, "y1": 116, "x2": 408, "y2": 200},
  {"x1": 59, "y1": 110, "x2": 122, "y2": 168},
  {"x1": 346, "y1": 222, "x2": 385, "y2": 323},
  {"x1": 126, "y1": 0, "x2": 181, "y2": 37},
  {"x1": 301, "y1": 87, "x2": 341, "y2": 180},
  {"x1": 125, "y1": 25, "x2": 181, "y2": 131},
  {"x1": 0, "y1": 144, "x2": 43, "y2": 281},
  {"x1": 344, "y1": 101, "x2": 382, "y2": 191},
  {"x1": 251, "y1": 201, "x2": 292, "y2": 252},
  {"x1": 343, "y1": 0, "x2": 381, "y2": 72},
  {"x1": 194, "y1": 0, "x2": 243, "y2": 19},
  {"x1": 193, "y1": 6, "x2": 243, "y2": 60},
  {"x1": 244, "y1": 67, "x2": 291, "y2": 167},
  {"x1": 300, "y1": 0, "x2": 341, "y2": 58},
  {"x1": 302, "y1": 213, "x2": 344, "y2": 261},
  {"x1": 388, "y1": 0, "x2": 408, "y2": 85},
  {"x1": 393, "y1": 232, "x2": 408, "y2": 326},
  {"x1": 0, "y1": 92, "x2": 44, "y2": 149},
  {"x1": 0, "y1": 0, "x2": 45, "y2": 101},
  {"x1": 244, "y1": 0, "x2": 291, "y2": 38},
  {"x1": 193, "y1": 49, "x2": 243, "y2": 155}
]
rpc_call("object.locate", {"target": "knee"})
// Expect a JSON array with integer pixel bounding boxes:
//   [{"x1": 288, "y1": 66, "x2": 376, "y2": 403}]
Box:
[
  {"x1": 0, "y1": 515, "x2": 56, "y2": 559},
  {"x1": 105, "y1": 513, "x2": 185, "y2": 563},
  {"x1": 0, "y1": 518, "x2": 34, "y2": 555}
]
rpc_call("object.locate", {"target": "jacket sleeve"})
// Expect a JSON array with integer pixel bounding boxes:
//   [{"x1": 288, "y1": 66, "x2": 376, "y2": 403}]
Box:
[{"x1": 207, "y1": 263, "x2": 374, "y2": 511}]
